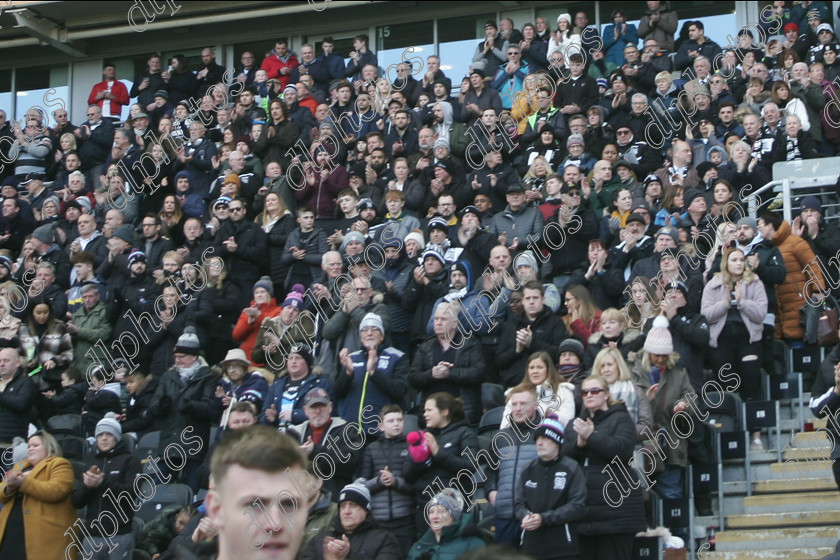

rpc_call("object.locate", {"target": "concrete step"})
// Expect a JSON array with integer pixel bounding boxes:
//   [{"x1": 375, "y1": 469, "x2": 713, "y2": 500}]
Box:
[
  {"x1": 726, "y1": 509, "x2": 840, "y2": 529},
  {"x1": 783, "y1": 447, "x2": 831, "y2": 461},
  {"x1": 790, "y1": 431, "x2": 832, "y2": 448},
  {"x1": 701, "y1": 547, "x2": 835, "y2": 559},
  {"x1": 769, "y1": 459, "x2": 833, "y2": 474},
  {"x1": 753, "y1": 476, "x2": 836, "y2": 494},
  {"x1": 743, "y1": 491, "x2": 840, "y2": 514},
  {"x1": 714, "y1": 526, "x2": 840, "y2": 552}
]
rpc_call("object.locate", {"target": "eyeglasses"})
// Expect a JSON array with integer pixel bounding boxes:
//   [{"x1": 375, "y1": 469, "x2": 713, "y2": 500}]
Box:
[
  {"x1": 616, "y1": 129, "x2": 632, "y2": 135},
  {"x1": 566, "y1": 191, "x2": 581, "y2": 197},
  {"x1": 215, "y1": 204, "x2": 229, "y2": 210},
  {"x1": 230, "y1": 207, "x2": 245, "y2": 212},
  {"x1": 581, "y1": 388, "x2": 604, "y2": 396}
]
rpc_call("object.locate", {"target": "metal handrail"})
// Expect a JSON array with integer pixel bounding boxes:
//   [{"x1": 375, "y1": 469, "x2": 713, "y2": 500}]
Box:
[{"x1": 746, "y1": 175, "x2": 840, "y2": 223}]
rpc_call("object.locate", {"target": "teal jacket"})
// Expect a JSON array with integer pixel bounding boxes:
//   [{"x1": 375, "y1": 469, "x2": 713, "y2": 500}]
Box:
[{"x1": 407, "y1": 510, "x2": 486, "y2": 560}]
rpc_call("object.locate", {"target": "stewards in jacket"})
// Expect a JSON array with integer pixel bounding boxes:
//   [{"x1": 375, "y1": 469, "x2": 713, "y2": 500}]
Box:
[{"x1": 515, "y1": 413, "x2": 587, "y2": 560}]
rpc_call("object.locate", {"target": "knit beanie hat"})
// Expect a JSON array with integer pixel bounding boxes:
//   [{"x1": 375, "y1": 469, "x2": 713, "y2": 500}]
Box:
[
  {"x1": 537, "y1": 413, "x2": 565, "y2": 445},
  {"x1": 340, "y1": 231, "x2": 366, "y2": 252},
  {"x1": 127, "y1": 249, "x2": 146, "y2": 270},
  {"x1": 32, "y1": 224, "x2": 54, "y2": 244},
  {"x1": 405, "y1": 231, "x2": 425, "y2": 249},
  {"x1": 283, "y1": 284, "x2": 305, "y2": 308},
  {"x1": 174, "y1": 326, "x2": 201, "y2": 356},
  {"x1": 338, "y1": 479, "x2": 371, "y2": 511},
  {"x1": 558, "y1": 338, "x2": 585, "y2": 362},
  {"x1": 253, "y1": 276, "x2": 274, "y2": 297},
  {"x1": 644, "y1": 315, "x2": 674, "y2": 355},
  {"x1": 737, "y1": 217, "x2": 758, "y2": 233},
  {"x1": 359, "y1": 312, "x2": 384, "y2": 334},
  {"x1": 288, "y1": 343, "x2": 313, "y2": 368},
  {"x1": 427, "y1": 488, "x2": 465, "y2": 522},
  {"x1": 514, "y1": 250, "x2": 539, "y2": 271},
  {"x1": 95, "y1": 412, "x2": 122, "y2": 440}
]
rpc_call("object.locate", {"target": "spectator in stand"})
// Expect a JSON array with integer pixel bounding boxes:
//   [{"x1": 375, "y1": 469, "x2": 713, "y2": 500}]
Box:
[
  {"x1": 88, "y1": 61, "x2": 129, "y2": 123},
  {"x1": 758, "y1": 210, "x2": 826, "y2": 340},
  {"x1": 562, "y1": 284, "x2": 602, "y2": 343},
  {"x1": 208, "y1": 348, "x2": 269, "y2": 424},
  {"x1": 407, "y1": 488, "x2": 485, "y2": 560},
  {"x1": 288, "y1": 388, "x2": 363, "y2": 500},
  {"x1": 358, "y1": 405, "x2": 415, "y2": 554},
  {"x1": 810, "y1": 344, "x2": 840, "y2": 490},
  {"x1": 499, "y1": 350, "x2": 576, "y2": 432},
  {"x1": 261, "y1": 343, "x2": 330, "y2": 429},
  {"x1": 410, "y1": 301, "x2": 486, "y2": 425},
  {"x1": 632, "y1": 317, "x2": 696, "y2": 523},
  {"x1": 196, "y1": 47, "x2": 226, "y2": 95},
  {"x1": 232, "y1": 276, "x2": 281, "y2": 366},
  {"x1": 71, "y1": 414, "x2": 143, "y2": 557},
  {"x1": 515, "y1": 412, "x2": 587, "y2": 560},
  {"x1": 497, "y1": 281, "x2": 569, "y2": 388},
  {"x1": 0, "y1": 431, "x2": 76, "y2": 559},
  {"x1": 639, "y1": 2, "x2": 678, "y2": 53},
  {"x1": 591, "y1": 347, "x2": 652, "y2": 437},
  {"x1": 163, "y1": 54, "x2": 198, "y2": 104},
  {"x1": 0, "y1": 347, "x2": 37, "y2": 470},
  {"x1": 702, "y1": 247, "x2": 767, "y2": 448},
  {"x1": 563, "y1": 375, "x2": 647, "y2": 559},
  {"x1": 344, "y1": 34, "x2": 377, "y2": 82},
  {"x1": 675, "y1": 21, "x2": 723, "y2": 72},
  {"x1": 405, "y1": 392, "x2": 478, "y2": 526}
]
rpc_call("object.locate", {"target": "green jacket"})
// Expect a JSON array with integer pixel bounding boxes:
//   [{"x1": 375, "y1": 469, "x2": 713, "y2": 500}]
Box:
[
  {"x1": 407, "y1": 510, "x2": 486, "y2": 560},
  {"x1": 297, "y1": 490, "x2": 338, "y2": 560},
  {"x1": 70, "y1": 302, "x2": 112, "y2": 375}
]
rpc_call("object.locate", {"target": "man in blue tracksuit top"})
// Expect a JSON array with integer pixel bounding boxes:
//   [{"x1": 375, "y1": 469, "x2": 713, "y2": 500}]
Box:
[{"x1": 335, "y1": 312, "x2": 409, "y2": 435}]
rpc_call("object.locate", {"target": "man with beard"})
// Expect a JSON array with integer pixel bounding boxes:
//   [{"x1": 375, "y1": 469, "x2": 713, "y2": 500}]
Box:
[
  {"x1": 465, "y1": 107, "x2": 515, "y2": 172},
  {"x1": 196, "y1": 47, "x2": 226, "y2": 95},
  {"x1": 407, "y1": 126, "x2": 435, "y2": 175},
  {"x1": 346, "y1": 92, "x2": 380, "y2": 141},
  {"x1": 431, "y1": 102, "x2": 468, "y2": 165},
  {"x1": 384, "y1": 109, "x2": 418, "y2": 158}
]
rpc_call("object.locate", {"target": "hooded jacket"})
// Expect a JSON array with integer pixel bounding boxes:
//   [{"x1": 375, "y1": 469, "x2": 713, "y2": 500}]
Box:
[{"x1": 174, "y1": 171, "x2": 207, "y2": 219}]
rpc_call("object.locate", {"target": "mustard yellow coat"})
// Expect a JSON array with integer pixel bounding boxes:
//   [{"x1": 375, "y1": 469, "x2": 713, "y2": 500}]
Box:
[{"x1": 0, "y1": 455, "x2": 77, "y2": 559}]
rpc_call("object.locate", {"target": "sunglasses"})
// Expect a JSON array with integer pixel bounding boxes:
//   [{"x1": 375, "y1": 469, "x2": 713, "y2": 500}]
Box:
[{"x1": 581, "y1": 388, "x2": 604, "y2": 396}]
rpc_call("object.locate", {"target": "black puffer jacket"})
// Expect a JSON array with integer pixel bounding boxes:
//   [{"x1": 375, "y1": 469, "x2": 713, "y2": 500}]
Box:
[
  {"x1": 71, "y1": 441, "x2": 143, "y2": 536},
  {"x1": 264, "y1": 212, "x2": 297, "y2": 293},
  {"x1": 404, "y1": 419, "x2": 479, "y2": 509},
  {"x1": 409, "y1": 334, "x2": 486, "y2": 425},
  {"x1": 150, "y1": 361, "x2": 218, "y2": 461},
  {"x1": 359, "y1": 434, "x2": 414, "y2": 522},
  {"x1": 213, "y1": 218, "x2": 267, "y2": 287},
  {"x1": 562, "y1": 403, "x2": 647, "y2": 536},
  {"x1": 302, "y1": 515, "x2": 402, "y2": 560}
]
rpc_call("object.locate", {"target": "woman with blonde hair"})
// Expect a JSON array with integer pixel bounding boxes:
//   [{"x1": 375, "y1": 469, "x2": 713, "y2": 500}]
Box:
[
  {"x1": 522, "y1": 154, "x2": 554, "y2": 198},
  {"x1": 0, "y1": 430, "x2": 76, "y2": 559},
  {"x1": 591, "y1": 347, "x2": 652, "y2": 438},
  {"x1": 701, "y1": 246, "x2": 767, "y2": 448},
  {"x1": 500, "y1": 351, "x2": 575, "y2": 430},
  {"x1": 584, "y1": 307, "x2": 640, "y2": 367},
  {"x1": 258, "y1": 192, "x2": 296, "y2": 299}
]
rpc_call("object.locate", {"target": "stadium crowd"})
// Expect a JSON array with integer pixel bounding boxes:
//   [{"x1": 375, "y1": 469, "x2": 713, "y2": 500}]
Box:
[{"x1": 2, "y1": 1, "x2": 840, "y2": 559}]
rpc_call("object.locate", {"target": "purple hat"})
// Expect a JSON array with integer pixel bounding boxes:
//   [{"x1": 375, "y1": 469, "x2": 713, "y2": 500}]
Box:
[{"x1": 283, "y1": 284, "x2": 305, "y2": 308}]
